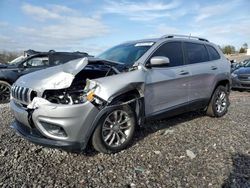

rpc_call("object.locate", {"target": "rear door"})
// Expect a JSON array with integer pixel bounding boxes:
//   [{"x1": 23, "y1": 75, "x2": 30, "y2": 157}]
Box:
[
  {"x1": 144, "y1": 41, "x2": 190, "y2": 116},
  {"x1": 184, "y1": 42, "x2": 219, "y2": 103}
]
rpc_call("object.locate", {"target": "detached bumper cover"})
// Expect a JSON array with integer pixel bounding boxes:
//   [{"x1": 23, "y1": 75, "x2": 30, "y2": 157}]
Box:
[{"x1": 11, "y1": 121, "x2": 82, "y2": 151}]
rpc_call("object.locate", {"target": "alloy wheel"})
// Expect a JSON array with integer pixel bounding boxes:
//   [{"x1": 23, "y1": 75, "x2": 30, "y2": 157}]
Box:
[
  {"x1": 215, "y1": 91, "x2": 227, "y2": 113},
  {"x1": 102, "y1": 110, "x2": 133, "y2": 147},
  {"x1": 0, "y1": 82, "x2": 11, "y2": 103}
]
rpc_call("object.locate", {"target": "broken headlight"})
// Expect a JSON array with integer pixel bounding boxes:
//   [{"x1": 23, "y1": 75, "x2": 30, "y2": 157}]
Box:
[
  {"x1": 84, "y1": 79, "x2": 98, "y2": 102},
  {"x1": 43, "y1": 87, "x2": 87, "y2": 105},
  {"x1": 84, "y1": 79, "x2": 104, "y2": 105},
  {"x1": 43, "y1": 79, "x2": 101, "y2": 105}
]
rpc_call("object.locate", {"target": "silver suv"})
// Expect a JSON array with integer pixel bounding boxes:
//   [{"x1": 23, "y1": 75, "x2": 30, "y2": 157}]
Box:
[{"x1": 10, "y1": 35, "x2": 231, "y2": 153}]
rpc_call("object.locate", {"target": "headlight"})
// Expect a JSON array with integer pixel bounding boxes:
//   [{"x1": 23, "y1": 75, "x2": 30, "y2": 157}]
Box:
[
  {"x1": 84, "y1": 79, "x2": 97, "y2": 92},
  {"x1": 84, "y1": 79, "x2": 100, "y2": 102},
  {"x1": 231, "y1": 73, "x2": 238, "y2": 77}
]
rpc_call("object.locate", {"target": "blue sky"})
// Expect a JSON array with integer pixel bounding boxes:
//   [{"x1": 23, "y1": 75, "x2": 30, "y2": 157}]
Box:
[{"x1": 0, "y1": 0, "x2": 249, "y2": 55}]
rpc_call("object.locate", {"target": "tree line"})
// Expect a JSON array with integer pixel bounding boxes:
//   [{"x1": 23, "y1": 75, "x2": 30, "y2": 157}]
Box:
[
  {"x1": 0, "y1": 51, "x2": 22, "y2": 64},
  {"x1": 220, "y1": 43, "x2": 248, "y2": 55}
]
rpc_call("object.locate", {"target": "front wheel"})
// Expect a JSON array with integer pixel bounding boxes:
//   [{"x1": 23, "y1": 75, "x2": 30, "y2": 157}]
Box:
[
  {"x1": 0, "y1": 81, "x2": 11, "y2": 104},
  {"x1": 92, "y1": 105, "x2": 136, "y2": 154},
  {"x1": 206, "y1": 85, "x2": 230, "y2": 117}
]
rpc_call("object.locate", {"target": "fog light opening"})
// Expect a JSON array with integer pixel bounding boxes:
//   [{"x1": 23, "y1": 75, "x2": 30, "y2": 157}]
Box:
[{"x1": 40, "y1": 121, "x2": 67, "y2": 137}]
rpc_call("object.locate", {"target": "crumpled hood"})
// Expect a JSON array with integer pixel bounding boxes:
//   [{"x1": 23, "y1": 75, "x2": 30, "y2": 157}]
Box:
[{"x1": 15, "y1": 57, "x2": 88, "y2": 93}]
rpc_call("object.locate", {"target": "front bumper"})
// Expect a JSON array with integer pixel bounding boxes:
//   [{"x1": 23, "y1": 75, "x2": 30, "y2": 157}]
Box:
[
  {"x1": 11, "y1": 121, "x2": 82, "y2": 151},
  {"x1": 232, "y1": 77, "x2": 250, "y2": 90},
  {"x1": 10, "y1": 99, "x2": 100, "y2": 151}
]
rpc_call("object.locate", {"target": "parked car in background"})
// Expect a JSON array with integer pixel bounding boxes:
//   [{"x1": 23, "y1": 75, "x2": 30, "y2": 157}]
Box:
[
  {"x1": 232, "y1": 59, "x2": 250, "y2": 91},
  {"x1": 0, "y1": 51, "x2": 90, "y2": 103},
  {"x1": 231, "y1": 59, "x2": 250, "y2": 72},
  {"x1": 10, "y1": 35, "x2": 231, "y2": 154}
]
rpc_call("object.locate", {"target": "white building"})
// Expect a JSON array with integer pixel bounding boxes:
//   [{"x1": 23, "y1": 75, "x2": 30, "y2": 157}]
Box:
[{"x1": 247, "y1": 48, "x2": 250, "y2": 55}]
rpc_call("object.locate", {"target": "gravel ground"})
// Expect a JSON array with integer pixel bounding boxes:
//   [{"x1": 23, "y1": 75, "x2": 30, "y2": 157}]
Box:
[{"x1": 0, "y1": 91, "x2": 249, "y2": 187}]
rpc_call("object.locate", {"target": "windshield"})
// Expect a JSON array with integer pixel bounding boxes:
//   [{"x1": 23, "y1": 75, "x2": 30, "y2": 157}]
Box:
[
  {"x1": 9, "y1": 56, "x2": 25, "y2": 65},
  {"x1": 244, "y1": 60, "x2": 250, "y2": 67},
  {"x1": 97, "y1": 42, "x2": 154, "y2": 66}
]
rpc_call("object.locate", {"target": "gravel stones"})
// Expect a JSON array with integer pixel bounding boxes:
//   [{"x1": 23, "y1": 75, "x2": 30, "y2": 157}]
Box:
[{"x1": 0, "y1": 91, "x2": 249, "y2": 187}]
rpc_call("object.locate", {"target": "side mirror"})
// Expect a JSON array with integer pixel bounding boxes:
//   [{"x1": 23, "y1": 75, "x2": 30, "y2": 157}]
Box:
[{"x1": 149, "y1": 56, "x2": 170, "y2": 67}]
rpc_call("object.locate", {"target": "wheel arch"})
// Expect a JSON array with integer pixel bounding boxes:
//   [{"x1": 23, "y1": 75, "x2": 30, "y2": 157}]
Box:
[
  {"x1": 84, "y1": 89, "x2": 145, "y2": 149},
  {"x1": 0, "y1": 78, "x2": 12, "y2": 85},
  {"x1": 214, "y1": 79, "x2": 231, "y2": 93}
]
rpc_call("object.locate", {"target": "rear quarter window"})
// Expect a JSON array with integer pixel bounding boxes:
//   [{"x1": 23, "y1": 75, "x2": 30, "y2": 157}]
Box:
[
  {"x1": 185, "y1": 42, "x2": 209, "y2": 64},
  {"x1": 207, "y1": 45, "x2": 220, "y2": 60}
]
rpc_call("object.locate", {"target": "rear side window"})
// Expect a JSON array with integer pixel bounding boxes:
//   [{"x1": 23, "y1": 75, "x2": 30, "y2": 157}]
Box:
[
  {"x1": 207, "y1": 45, "x2": 220, "y2": 60},
  {"x1": 24, "y1": 57, "x2": 49, "y2": 67},
  {"x1": 150, "y1": 42, "x2": 183, "y2": 67},
  {"x1": 185, "y1": 43, "x2": 209, "y2": 64}
]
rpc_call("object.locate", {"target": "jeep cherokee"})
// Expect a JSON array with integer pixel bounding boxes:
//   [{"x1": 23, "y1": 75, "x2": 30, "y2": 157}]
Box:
[{"x1": 10, "y1": 35, "x2": 231, "y2": 154}]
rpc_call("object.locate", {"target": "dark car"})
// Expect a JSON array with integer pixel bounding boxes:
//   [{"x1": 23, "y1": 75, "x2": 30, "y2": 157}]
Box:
[
  {"x1": 232, "y1": 60, "x2": 250, "y2": 91},
  {"x1": 231, "y1": 59, "x2": 250, "y2": 72},
  {"x1": 0, "y1": 51, "x2": 90, "y2": 103}
]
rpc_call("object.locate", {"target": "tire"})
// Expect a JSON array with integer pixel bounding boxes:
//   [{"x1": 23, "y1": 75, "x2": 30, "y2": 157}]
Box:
[
  {"x1": 206, "y1": 85, "x2": 229, "y2": 117},
  {"x1": 92, "y1": 105, "x2": 136, "y2": 154},
  {"x1": 0, "y1": 81, "x2": 11, "y2": 104}
]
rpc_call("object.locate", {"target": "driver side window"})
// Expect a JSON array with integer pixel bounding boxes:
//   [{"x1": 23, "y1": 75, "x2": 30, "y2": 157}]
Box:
[
  {"x1": 23, "y1": 57, "x2": 49, "y2": 67},
  {"x1": 149, "y1": 42, "x2": 184, "y2": 67}
]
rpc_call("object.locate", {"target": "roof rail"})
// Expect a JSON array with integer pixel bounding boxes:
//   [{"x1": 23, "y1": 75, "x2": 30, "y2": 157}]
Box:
[{"x1": 161, "y1": 34, "x2": 209, "y2": 42}]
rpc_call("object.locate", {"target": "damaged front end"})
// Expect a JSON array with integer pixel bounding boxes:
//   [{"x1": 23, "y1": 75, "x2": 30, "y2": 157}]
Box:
[
  {"x1": 10, "y1": 57, "x2": 146, "y2": 151},
  {"x1": 10, "y1": 57, "x2": 125, "y2": 149}
]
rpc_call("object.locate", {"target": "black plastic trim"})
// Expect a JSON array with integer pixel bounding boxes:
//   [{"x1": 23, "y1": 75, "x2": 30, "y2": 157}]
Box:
[
  {"x1": 11, "y1": 121, "x2": 83, "y2": 151},
  {"x1": 146, "y1": 99, "x2": 209, "y2": 121}
]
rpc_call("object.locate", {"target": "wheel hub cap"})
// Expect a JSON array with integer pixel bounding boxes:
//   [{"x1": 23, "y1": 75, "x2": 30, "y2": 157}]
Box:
[
  {"x1": 215, "y1": 91, "x2": 227, "y2": 113},
  {"x1": 102, "y1": 110, "x2": 132, "y2": 147},
  {"x1": 0, "y1": 83, "x2": 11, "y2": 103}
]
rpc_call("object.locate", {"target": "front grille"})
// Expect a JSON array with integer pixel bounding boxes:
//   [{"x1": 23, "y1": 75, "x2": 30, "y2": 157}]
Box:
[
  {"x1": 238, "y1": 74, "x2": 250, "y2": 81},
  {"x1": 241, "y1": 84, "x2": 250, "y2": 88},
  {"x1": 11, "y1": 85, "x2": 36, "y2": 104}
]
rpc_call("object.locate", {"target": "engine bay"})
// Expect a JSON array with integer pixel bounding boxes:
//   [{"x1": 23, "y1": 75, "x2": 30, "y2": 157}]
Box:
[{"x1": 43, "y1": 64, "x2": 119, "y2": 105}]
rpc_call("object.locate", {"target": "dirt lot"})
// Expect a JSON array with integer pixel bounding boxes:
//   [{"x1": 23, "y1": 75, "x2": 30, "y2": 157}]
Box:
[{"x1": 0, "y1": 91, "x2": 249, "y2": 187}]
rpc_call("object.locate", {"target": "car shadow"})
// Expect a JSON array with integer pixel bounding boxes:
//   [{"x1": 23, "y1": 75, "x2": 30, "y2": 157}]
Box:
[
  {"x1": 132, "y1": 110, "x2": 205, "y2": 145},
  {"x1": 222, "y1": 153, "x2": 250, "y2": 188},
  {"x1": 81, "y1": 110, "x2": 205, "y2": 156}
]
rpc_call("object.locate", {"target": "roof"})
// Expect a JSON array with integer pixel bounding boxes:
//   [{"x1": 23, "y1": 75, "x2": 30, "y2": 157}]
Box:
[{"x1": 123, "y1": 34, "x2": 210, "y2": 45}]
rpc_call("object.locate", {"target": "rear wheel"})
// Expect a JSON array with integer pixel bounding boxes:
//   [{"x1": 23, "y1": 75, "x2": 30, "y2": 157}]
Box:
[
  {"x1": 92, "y1": 105, "x2": 135, "y2": 154},
  {"x1": 206, "y1": 85, "x2": 229, "y2": 117},
  {"x1": 0, "y1": 81, "x2": 11, "y2": 104}
]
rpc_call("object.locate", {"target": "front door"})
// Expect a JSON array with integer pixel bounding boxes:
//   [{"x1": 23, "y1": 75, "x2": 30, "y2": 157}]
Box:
[{"x1": 144, "y1": 41, "x2": 190, "y2": 116}]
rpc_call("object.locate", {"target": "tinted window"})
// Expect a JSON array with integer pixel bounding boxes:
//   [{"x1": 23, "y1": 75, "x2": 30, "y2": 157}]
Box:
[
  {"x1": 207, "y1": 45, "x2": 220, "y2": 60},
  {"x1": 24, "y1": 57, "x2": 49, "y2": 67},
  {"x1": 185, "y1": 43, "x2": 209, "y2": 64},
  {"x1": 150, "y1": 42, "x2": 183, "y2": 67}
]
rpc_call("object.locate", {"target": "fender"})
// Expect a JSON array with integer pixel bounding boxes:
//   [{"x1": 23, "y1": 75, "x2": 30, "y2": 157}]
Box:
[
  {"x1": 83, "y1": 97, "x2": 145, "y2": 149},
  {"x1": 0, "y1": 69, "x2": 19, "y2": 84}
]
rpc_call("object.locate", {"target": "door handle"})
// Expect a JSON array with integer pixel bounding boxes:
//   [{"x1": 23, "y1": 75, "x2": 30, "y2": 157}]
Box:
[
  {"x1": 211, "y1": 66, "x2": 218, "y2": 70},
  {"x1": 179, "y1": 70, "x2": 189, "y2": 75}
]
